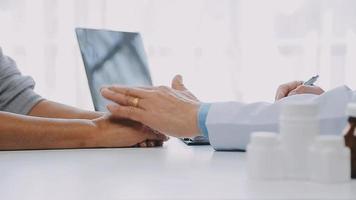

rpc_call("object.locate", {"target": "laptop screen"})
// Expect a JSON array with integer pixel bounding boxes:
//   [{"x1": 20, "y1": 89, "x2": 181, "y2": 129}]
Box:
[{"x1": 76, "y1": 28, "x2": 152, "y2": 111}]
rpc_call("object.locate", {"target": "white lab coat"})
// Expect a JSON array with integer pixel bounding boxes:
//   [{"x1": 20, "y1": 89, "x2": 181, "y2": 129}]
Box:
[{"x1": 206, "y1": 85, "x2": 355, "y2": 151}]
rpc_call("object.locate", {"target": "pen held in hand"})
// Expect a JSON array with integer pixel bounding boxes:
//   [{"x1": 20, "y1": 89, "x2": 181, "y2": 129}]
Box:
[{"x1": 303, "y1": 75, "x2": 319, "y2": 86}]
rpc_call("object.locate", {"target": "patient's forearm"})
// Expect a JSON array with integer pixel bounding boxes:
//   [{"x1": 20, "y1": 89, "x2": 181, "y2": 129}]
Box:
[
  {"x1": 29, "y1": 100, "x2": 103, "y2": 119},
  {"x1": 0, "y1": 111, "x2": 96, "y2": 150}
]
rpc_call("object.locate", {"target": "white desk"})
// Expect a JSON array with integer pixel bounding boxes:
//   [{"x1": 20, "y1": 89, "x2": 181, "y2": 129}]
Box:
[{"x1": 0, "y1": 138, "x2": 355, "y2": 200}]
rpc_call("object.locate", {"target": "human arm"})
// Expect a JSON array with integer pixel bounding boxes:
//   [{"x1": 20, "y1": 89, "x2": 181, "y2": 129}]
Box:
[
  {"x1": 101, "y1": 74, "x2": 353, "y2": 150},
  {"x1": 0, "y1": 49, "x2": 167, "y2": 149},
  {"x1": 0, "y1": 111, "x2": 167, "y2": 150},
  {"x1": 0, "y1": 49, "x2": 101, "y2": 120},
  {"x1": 205, "y1": 86, "x2": 351, "y2": 150},
  {"x1": 28, "y1": 99, "x2": 103, "y2": 119}
]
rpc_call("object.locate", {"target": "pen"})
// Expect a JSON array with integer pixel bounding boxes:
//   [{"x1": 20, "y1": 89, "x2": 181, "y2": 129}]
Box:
[{"x1": 303, "y1": 75, "x2": 319, "y2": 86}]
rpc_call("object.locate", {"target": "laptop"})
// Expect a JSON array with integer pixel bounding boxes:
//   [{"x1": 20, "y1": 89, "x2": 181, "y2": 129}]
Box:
[{"x1": 75, "y1": 28, "x2": 209, "y2": 145}]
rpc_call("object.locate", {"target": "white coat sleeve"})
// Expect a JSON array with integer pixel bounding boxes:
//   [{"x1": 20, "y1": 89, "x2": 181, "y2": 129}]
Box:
[{"x1": 206, "y1": 86, "x2": 355, "y2": 151}]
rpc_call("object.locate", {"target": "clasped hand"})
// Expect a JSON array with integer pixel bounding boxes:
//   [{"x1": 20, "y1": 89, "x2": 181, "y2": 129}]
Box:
[{"x1": 91, "y1": 115, "x2": 169, "y2": 148}]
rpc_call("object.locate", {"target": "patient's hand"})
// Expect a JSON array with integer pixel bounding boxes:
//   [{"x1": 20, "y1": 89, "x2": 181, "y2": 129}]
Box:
[
  {"x1": 275, "y1": 80, "x2": 324, "y2": 101},
  {"x1": 91, "y1": 115, "x2": 169, "y2": 148}
]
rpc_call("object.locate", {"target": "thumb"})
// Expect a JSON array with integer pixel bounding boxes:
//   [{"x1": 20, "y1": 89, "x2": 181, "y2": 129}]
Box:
[
  {"x1": 171, "y1": 74, "x2": 187, "y2": 91},
  {"x1": 275, "y1": 91, "x2": 285, "y2": 101}
]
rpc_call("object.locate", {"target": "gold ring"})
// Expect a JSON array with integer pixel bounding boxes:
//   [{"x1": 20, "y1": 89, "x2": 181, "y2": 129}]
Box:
[{"x1": 132, "y1": 98, "x2": 139, "y2": 107}]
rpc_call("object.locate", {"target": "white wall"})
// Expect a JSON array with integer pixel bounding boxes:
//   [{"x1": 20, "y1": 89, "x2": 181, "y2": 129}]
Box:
[{"x1": 0, "y1": 0, "x2": 356, "y2": 111}]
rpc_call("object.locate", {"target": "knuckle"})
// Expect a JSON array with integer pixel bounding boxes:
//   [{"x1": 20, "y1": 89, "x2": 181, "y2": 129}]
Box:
[
  {"x1": 312, "y1": 87, "x2": 323, "y2": 94},
  {"x1": 295, "y1": 86, "x2": 305, "y2": 93},
  {"x1": 293, "y1": 80, "x2": 301, "y2": 85},
  {"x1": 153, "y1": 90, "x2": 165, "y2": 98},
  {"x1": 157, "y1": 90, "x2": 167, "y2": 97},
  {"x1": 126, "y1": 89, "x2": 134, "y2": 97},
  {"x1": 126, "y1": 107, "x2": 135, "y2": 119},
  {"x1": 113, "y1": 93, "x2": 122, "y2": 100},
  {"x1": 152, "y1": 91, "x2": 160, "y2": 98},
  {"x1": 128, "y1": 107, "x2": 143, "y2": 121},
  {"x1": 277, "y1": 85, "x2": 286, "y2": 91},
  {"x1": 125, "y1": 96, "x2": 131, "y2": 105},
  {"x1": 158, "y1": 86, "x2": 169, "y2": 91}
]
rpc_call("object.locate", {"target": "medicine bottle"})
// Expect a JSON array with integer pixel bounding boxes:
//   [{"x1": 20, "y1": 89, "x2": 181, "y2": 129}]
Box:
[
  {"x1": 309, "y1": 135, "x2": 350, "y2": 183},
  {"x1": 247, "y1": 132, "x2": 284, "y2": 180},
  {"x1": 279, "y1": 102, "x2": 318, "y2": 179},
  {"x1": 344, "y1": 103, "x2": 356, "y2": 179}
]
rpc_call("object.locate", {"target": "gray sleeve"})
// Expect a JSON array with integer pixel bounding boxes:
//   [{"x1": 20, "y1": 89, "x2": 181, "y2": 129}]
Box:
[{"x1": 0, "y1": 48, "x2": 44, "y2": 115}]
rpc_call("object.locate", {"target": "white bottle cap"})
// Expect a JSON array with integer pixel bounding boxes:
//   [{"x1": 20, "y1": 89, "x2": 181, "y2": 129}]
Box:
[
  {"x1": 250, "y1": 132, "x2": 279, "y2": 147},
  {"x1": 280, "y1": 102, "x2": 318, "y2": 119},
  {"x1": 314, "y1": 135, "x2": 345, "y2": 150},
  {"x1": 346, "y1": 103, "x2": 356, "y2": 118}
]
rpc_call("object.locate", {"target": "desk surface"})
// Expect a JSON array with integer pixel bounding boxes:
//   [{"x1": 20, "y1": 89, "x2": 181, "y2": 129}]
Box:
[{"x1": 0, "y1": 138, "x2": 355, "y2": 200}]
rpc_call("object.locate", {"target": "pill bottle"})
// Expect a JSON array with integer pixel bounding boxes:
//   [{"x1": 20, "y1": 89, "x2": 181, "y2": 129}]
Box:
[
  {"x1": 247, "y1": 132, "x2": 284, "y2": 180},
  {"x1": 309, "y1": 135, "x2": 350, "y2": 183},
  {"x1": 279, "y1": 102, "x2": 319, "y2": 179},
  {"x1": 344, "y1": 103, "x2": 356, "y2": 179}
]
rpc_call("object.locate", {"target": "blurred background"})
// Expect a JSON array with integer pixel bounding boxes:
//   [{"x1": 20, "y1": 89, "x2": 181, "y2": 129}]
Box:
[{"x1": 1, "y1": 0, "x2": 356, "y2": 110}]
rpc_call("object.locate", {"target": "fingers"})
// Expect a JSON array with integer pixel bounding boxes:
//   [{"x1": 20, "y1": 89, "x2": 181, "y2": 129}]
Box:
[
  {"x1": 104, "y1": 85, "x2": 150, "y2": 98},
  {"x1": 138, "y1": 141, "x2": 147, "y2": 147},
  {"x1": 154, "y1": 140, "x2": 164, "y2": 146},
  {"x1": 172, "y1": 74, "x2": 187, "y2": 91},
  {"x1": 144, "y1": 130, "x2": 170, "y2": 141},
  {"x1": 137, "y1": 141, "x2": 154, "y2": 148},
  {"x1": 107, "y1": 104, "x2": 143, "y2": 122},
  {"x1": 288, "y1": 85, "x2": 325, "y2": 96},
  {"x1": 137, "y1": 86, "x2": 154, "y2": 90},
  {"x1": 137, "y1": 140, "x2": 164, "y2": 148},
  {"x1": 275, "y1": 81, "x2": 303, "y2": 101},
  {"x1": 157, "y1": 85, "x2": 173, "y2": 93},
  {"x1": 101, "y1": 88, "x2": 143, "y2": 107},
  {"x1": 137, "y1": 127, "x2": 168, "y2": 148},
  {"x1": 147, "y1": 140, "x2": 155, "y2": 147}
]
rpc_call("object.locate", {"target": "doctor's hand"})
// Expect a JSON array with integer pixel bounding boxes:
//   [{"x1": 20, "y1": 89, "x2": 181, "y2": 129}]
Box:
[
  {"x1": 100, "y1": 75, "x2": 201, "y2": 138},
  {"x1": 275, "y1": 81, "x2": 324, "y2": 101}
]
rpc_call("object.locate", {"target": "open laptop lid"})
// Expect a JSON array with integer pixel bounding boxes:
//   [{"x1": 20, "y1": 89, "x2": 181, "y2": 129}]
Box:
[{"x1": 75, "y1": 28, "x2": 152, "y2": 111}]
